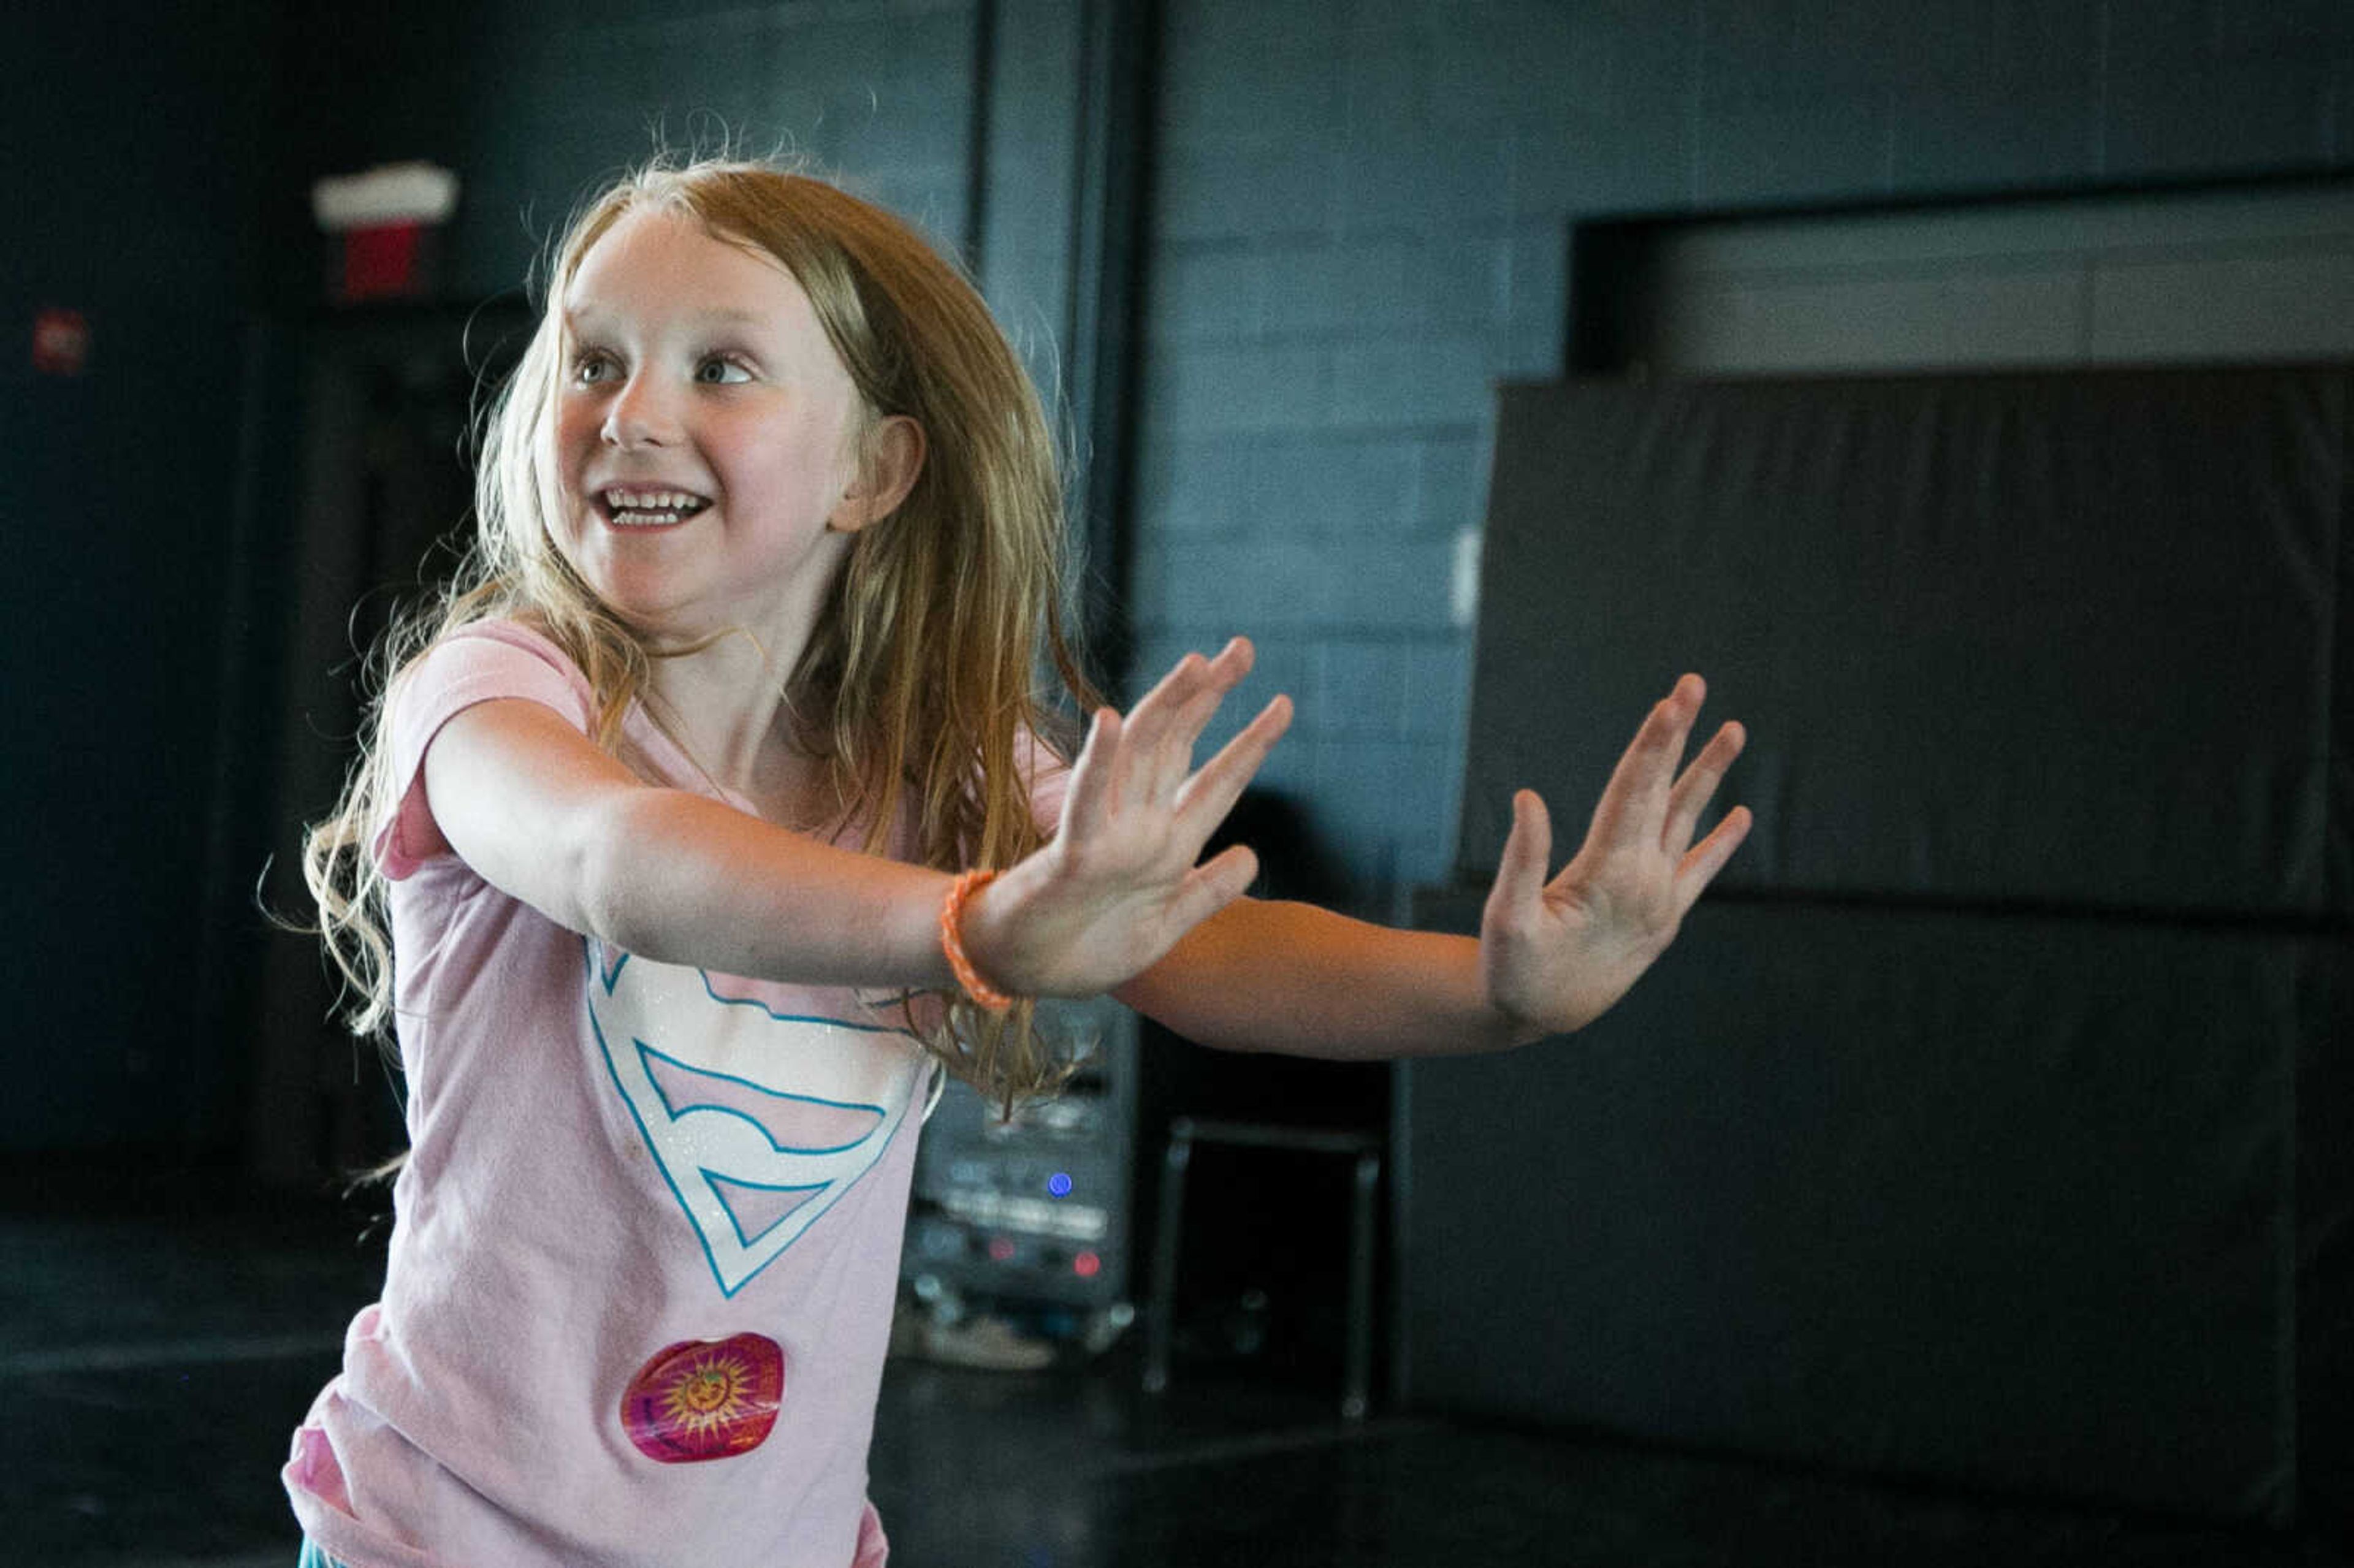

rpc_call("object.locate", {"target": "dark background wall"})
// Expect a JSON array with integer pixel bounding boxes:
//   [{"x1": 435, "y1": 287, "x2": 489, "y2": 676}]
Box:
[
  {"x1": 1131, "y1": 0, "x2": 2354, "y2": 899},
  {"x1": 4, "y1": 0, "x2": 2348, "y2": 1158},
  {"x1": 1, "y1": 1, "x2": 284, "y2": 1154}
]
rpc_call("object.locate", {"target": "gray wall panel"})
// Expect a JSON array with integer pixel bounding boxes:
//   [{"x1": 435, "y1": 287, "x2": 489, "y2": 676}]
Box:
[{"x1": 1401, "y1": 897, "x2": 2299, "y2": 1522}]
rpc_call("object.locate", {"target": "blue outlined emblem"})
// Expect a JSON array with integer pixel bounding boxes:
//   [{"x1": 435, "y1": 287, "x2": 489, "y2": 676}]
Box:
[{"x1": 584, "y1": 939, "x2": 927, "y2": 1297}]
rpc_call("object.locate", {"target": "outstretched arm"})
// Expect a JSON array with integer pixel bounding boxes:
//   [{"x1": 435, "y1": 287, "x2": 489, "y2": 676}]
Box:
[
  {"x1": 421, "y1": 638, "x2": 1289, "y2": 999},
  {"x1": 1116, "y1": 674, "x2": 1751, "y2": 1057}
]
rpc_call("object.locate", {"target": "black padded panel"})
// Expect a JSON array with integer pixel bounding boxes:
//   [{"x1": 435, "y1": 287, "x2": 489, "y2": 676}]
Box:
[
  {"x1": 2301, "y1": 939, "x2": 2354, "y2": 1536},
  {"x1": 1460, "y1": 367, "x2": 2350, "y2": 917},
  {"x1": 1397, "y1": 894, "x2": 2299, "y2": 1523}
]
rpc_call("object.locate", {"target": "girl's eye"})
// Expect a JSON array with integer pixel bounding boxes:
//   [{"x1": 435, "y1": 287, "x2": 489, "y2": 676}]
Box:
[
  {"x1": 571, "y1": 351, "x2": 619, "y2": 386},
  {"x1": 696, "y1": 356, "x2": 753, "y2": 385}
]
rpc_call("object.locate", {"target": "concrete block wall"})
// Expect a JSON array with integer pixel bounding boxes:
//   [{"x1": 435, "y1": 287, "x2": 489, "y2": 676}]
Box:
[
  {"x1": 278, "y1": 0, "x2": 2353, "y2": 920},
  {"x1": 1133, "y1": 0, "x2": 2354, "y2": 908},
  {"x1": 290, "y1": 0, "x2": 988, "y2": 311}
]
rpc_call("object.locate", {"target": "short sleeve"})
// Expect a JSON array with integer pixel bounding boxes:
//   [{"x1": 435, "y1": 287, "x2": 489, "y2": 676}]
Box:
[{"x1": 372, "y1": 622, "x2": 597, "y2": 880}]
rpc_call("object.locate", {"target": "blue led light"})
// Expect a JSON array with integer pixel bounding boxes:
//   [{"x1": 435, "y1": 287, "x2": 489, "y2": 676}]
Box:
[{"x1": 1046, "y1": 1172, "x2": 1073, "y2": 1198}]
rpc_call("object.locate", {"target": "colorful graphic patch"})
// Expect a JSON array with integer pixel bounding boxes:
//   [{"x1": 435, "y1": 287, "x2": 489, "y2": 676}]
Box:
[{"x1": 621, "y1": 1333, "x2": 786, "y2": 1463}]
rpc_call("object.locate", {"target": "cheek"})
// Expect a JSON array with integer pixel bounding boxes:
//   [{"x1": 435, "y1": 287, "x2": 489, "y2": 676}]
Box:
[
  {"x1": 726, "y1": 424, "x2": 839, "y2": 506},
  {"x1": 541, "y1": 433, "x2": 593, "y2": 552},
  {"x1": 555, "y1": 413, "x2": 587, "y2": 462},
  {"x1": 554, "y1": 402, "x2": 602, "y2": 474}
]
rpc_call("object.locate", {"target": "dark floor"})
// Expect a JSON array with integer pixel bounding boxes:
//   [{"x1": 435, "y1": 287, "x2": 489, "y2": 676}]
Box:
[{"x1": 7, "y1": 1165, "x2": 2350, "y2": 1568}]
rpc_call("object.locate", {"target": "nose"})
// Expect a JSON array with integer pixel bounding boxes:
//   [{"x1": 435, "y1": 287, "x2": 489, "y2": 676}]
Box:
[{"x1": 601, "y1": 371, "x2": 680, "y2": 449}]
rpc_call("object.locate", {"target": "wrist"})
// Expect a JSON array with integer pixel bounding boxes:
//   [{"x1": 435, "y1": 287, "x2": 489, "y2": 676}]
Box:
[
  {"x1": 1476, "y1": 955, "x2": 1579, "y2": 1049},
  {"x1": 942, "y1": 869, "x2": 1020, "y2": 1009},
  {"x1": 1479, "y1": 992, "x2": 1548, "y2": 1051}
]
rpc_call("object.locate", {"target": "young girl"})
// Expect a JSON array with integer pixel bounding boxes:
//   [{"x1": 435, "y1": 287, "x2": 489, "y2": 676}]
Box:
[{"x1": 283, "y1": 154, "x2": 1750, "y2": 1568}]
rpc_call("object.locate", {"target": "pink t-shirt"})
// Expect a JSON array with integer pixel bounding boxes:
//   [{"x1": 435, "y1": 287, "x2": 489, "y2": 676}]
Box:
[{"x1": 284, "y1": 620, "x2": 1030, "y2": 1567}]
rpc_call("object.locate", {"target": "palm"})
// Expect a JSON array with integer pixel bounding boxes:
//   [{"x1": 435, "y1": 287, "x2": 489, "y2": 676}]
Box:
[
  {"x1": 974, "y1": 639, "x2": 1291, "y2": 998},
  {"x1": 1480, "y1": 676, "x2": 1751, "y2": 1037}
]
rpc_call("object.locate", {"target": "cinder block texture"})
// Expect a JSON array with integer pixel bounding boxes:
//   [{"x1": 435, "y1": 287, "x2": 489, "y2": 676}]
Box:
[{"x1": 1135, "y1": 0, "x2": 2354, "y2": 907}]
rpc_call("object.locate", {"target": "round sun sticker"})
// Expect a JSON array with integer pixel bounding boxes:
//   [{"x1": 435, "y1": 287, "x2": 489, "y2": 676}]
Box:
[{"x1": 621, "y1": 1333, "x2": 786, "y2": 1463}]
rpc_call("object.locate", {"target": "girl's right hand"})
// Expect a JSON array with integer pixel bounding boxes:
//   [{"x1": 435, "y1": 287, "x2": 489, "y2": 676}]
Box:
[{"x1": 959, "y1": 637, "x2": 1291, "y2": 999}]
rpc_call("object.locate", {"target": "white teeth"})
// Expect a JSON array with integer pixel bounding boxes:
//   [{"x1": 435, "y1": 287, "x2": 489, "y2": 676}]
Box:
[{"x1": 602, "y1": 487, "x2": 707, "y2": 513}]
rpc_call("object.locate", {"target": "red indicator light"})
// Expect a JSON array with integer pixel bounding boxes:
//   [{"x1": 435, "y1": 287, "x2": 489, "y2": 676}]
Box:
[
  {"x1": 1072, "y1": 1250, "x2": 1101, "y2": 1279},
  {"x1": 988, "y1": 1236, "x2": 1016, "y2": 1263},
  {"x1": 32, "y1": 308, "x2": 89, "y2": 376}
]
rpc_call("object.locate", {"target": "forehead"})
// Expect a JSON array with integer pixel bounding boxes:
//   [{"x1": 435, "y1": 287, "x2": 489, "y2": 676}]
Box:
[{"x1": 563, "y1": 207, "x2": 819, "y2": 336}]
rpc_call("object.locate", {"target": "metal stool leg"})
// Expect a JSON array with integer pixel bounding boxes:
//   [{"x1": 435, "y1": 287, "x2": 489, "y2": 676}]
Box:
[
  {"x1": 1343, "y1": 1149, "x2": 1380, "y2": 1420},
  {"x1": 1142, "y1": 1120, "x2": 1194, "y2": 1395}
]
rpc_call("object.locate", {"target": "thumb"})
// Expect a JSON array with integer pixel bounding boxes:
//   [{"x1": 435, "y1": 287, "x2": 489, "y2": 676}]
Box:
[
  {"x1": 1167, "y1": 842, "x2": 1261, "y2": 933},
  {"x1": 1485, "y1": 789, "x2": 1553, "y2": 925}
]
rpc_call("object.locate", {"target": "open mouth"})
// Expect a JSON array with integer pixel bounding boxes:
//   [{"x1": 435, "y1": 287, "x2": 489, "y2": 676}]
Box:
[{"x1": 598, "y1": 487, "x2": 714, "y2": 528}]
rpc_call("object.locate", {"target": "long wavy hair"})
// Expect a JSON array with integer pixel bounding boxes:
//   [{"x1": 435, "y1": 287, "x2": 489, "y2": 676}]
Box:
[{"x1": 303, "y1": 154, "x2": 1100, "y2": 1105}]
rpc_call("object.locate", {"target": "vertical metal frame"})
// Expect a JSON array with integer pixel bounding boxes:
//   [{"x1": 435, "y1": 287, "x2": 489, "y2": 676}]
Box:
[{"x1": 1064, "y1": 0, "x2": 1159, "y2": 692}]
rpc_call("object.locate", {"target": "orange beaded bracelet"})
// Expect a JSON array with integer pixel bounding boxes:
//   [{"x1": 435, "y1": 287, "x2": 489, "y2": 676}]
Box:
[{"x1": 940, "y1": 869, "x2": 1015, "y2": 1013}]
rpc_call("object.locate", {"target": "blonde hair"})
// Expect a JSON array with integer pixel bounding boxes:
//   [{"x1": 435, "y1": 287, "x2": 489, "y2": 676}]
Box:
[{"x1": 303, "y1": 154, "x2": 1099, "y2": 1105}]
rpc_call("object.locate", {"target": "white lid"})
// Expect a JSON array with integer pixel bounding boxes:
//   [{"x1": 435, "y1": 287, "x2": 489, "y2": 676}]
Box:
[{"x1": 311, "y1": 162, "x2": 460, "y2": 232}]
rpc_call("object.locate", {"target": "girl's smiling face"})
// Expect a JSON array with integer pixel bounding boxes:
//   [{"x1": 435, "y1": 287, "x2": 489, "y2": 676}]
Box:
[{"x1": 554, "y1": 207, "x2": 872, "y2": 649}]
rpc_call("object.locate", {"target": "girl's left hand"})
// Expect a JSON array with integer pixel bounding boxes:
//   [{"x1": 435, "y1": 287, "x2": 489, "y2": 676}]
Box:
[{"x1": 1479, "y1": 675, "x2": 1751, "y2": 1040}]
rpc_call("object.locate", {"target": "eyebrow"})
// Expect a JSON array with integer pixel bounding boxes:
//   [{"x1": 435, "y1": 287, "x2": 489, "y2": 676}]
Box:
[{"x1": 562, "y1": 302, "x2": 770, "y2": 329}]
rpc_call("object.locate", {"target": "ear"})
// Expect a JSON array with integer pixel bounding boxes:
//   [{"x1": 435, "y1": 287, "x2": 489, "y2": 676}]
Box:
[{"x1": 830, "y1": 415, "x2": 926, "y2": 534}]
